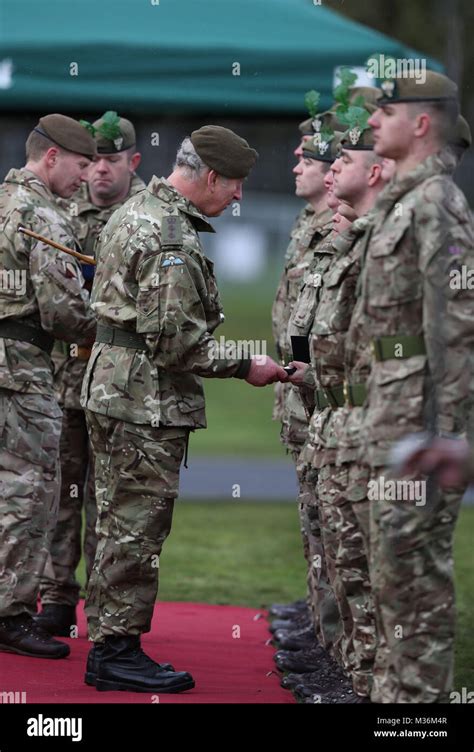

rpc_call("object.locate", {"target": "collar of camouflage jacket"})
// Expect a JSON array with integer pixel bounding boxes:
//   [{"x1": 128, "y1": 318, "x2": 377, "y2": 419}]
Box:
[
  {"x1": 69, "y1": 173, "x2": 146, "y2": 217},
  {"x1": 373, "y1": 149, "x2": 457, "y2": 219},
  {"x1": 147, "y1": 175, "x2": 215, "y2": 233},
  {"x1": 5, "y1": 168, "x2": 57, "y2": 204}
]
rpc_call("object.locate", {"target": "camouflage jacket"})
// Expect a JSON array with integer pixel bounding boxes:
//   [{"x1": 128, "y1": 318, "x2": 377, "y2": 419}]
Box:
[
  {"x1": 300, "y1": 216, "x2": 372, "y2": 467},
  {"x1": 272, "y1": 205, "x2": 333, "y2": 447},
  {"x1": 80, "y1": 176, "x2": 249, "y2": 428},
  {"x1": 359, "y1": 151, "x2": 474, "y2": 466},
  {"x1": 58, "y1": 174, "x2": 146, "y2": 256},
  {"x1": 279, "y1": 218, "x2": 335, "y2": 447},
  {"x1": 0, "y1": 168, "x2": 95, "y2": 397},
  {"x1": 53, "y1": 174, "x2": 146, "y2": 410}
]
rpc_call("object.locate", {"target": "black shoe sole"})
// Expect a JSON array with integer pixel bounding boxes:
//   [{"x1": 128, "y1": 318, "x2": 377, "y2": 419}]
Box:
[
  {"x1": 95, "y1": 678, "x2": 195, "y2": 693},
  {"x1": 0, "y1": 644, "x2": 70, "y2": 659},
  {"x1": 85, "y1": 672, "x2": 95, "y2": 686}
]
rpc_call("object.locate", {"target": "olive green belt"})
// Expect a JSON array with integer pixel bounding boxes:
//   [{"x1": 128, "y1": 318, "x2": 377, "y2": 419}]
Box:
[
  {"x1": 95, "y1": 324, "x2": 147, "y2": 351},
  {"x1": 315, "y1": 384, "x2": 345, "y2": 410},
  {"x1": 370, "y1": 335, "x2": 425, "y2": 362},
  {"x1": 343, "y1": 381, "x2": 367, "y2": 407}
]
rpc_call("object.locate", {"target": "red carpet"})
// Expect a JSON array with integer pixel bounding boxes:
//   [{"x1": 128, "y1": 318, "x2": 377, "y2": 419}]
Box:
[{"x1": 0, "y1": 602, "x2": 294, "y2": 704}]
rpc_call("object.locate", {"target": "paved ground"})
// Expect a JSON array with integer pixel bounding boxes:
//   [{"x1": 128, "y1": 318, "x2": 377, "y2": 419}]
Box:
[{"x1": 180, "y1": 457, "x2": 474, "y2": 504}]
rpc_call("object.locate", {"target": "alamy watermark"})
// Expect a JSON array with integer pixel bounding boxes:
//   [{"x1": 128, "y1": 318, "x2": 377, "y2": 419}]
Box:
[
  {"x1": 368, "y1": 476, "x2": 426, "y2": 506},
  {"x1": 367, "y1": 55, "x2": 427, "y2": 85},
  {"x1": 208, "y1": 336, "x2": 267, "y2": 364},
  {"x1": 0, "y1": 269, "x2": 26, "y2": 296}
]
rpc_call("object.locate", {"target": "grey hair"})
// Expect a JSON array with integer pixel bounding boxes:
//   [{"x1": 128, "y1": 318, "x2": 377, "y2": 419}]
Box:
[{"x1": 174, "y1": 137, "x2": 209, "y2": 180}]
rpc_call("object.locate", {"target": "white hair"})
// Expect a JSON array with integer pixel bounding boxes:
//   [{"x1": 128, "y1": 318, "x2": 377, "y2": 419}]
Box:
[{"x1": 174, "y1": 137, "x2": 209, "y2": 180}]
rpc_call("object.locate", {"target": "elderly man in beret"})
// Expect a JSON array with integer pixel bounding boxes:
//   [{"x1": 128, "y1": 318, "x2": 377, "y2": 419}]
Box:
[
  {"x1": 80, "y1": 125, "x2": 287, "y2": 694},
  {"x1": 37, "y1": 113, "x2": 145, "y2": 639},
  {"x1": 0, "y1": 114, "x2": 96, "y2": 659}
]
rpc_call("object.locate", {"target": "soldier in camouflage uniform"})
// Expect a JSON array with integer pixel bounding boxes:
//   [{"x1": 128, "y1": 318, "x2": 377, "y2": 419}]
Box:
[
  {"x1": 359, "y1": 72, "x2": 474, "y2": 703},
  {"x1": 38, "y1": 114, "x2": 145, "y2": 637},
  {"x1": 270, "y1": 81, "x2": 382, "y2": 628},
  {"x1": 271, "y1": 126, "x2": 334, "y2": 648},
  {"x1": 80, "y1": 126, "x2": 287, "y2": 693},
  {"x1": 0, "y1": 115, "x2": 96, "y2": 659},
  {"x1": 284, "y1": 111, "x2": 395, "y2": 702}
]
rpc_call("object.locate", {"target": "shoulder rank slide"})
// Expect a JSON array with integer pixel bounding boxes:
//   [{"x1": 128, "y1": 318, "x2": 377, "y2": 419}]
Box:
[{"x1": 161, "y1": 215, "x2": 183, "y2": 246}]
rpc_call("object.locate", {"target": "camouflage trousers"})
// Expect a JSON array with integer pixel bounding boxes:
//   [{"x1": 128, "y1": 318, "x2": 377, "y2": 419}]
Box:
[
  {"x1": 84, "y1": 410, "x2": 188, "y2": 643},
  {"x1": 0, "y1": 389, "x2": 62, "y2": 617},
  {"x1": 292, "y1": 449, "x2": 341, "y2": 653},
  {"x1": 335, "y1": 461, "x2": 376, "y2": 697},
  {"x1": 369, "y1": 465, "x2": 463, "y2": 703},
  {"x1": 40, "y1": 407, "x2": 97, "y2": 607},
  {"x1": 317, "y1": 464, "x2": 354, "y2": 669}
]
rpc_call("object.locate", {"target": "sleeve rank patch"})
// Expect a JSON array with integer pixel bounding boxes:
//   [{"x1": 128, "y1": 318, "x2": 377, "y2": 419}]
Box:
[{"x1": 161, "y1": 215, "x2": 183, "y2": 246}]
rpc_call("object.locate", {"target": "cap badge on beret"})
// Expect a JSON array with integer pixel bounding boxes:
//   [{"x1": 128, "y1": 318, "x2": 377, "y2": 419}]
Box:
[
  {"x1": 312, "y1": 118, "x2": 322, "y2": 133},
  {"x1": 381, "y1": 80, "x2": 396, "y2": 98},
  {"x1": 338, "y1": 105, "x2": 371, "y2": 146},
  {"x1": 313, "y1": 126, "x2": 334, "y2": 155}
]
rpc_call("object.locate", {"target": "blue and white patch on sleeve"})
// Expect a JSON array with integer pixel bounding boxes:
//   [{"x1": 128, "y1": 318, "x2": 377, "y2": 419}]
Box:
[{"x1": 161, "y1": 255, "x2": 185, "y2": 268}]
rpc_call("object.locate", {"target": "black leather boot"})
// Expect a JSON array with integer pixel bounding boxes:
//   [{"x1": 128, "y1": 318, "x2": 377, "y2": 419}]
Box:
[
  {"x1": 269, "y1": 599, "x2": 307, "y2": 619},
  {"x1": 34, "y1": 605, "x2": 77, "y2": 637},
  {"x1": 85, "y1": 641, "x2": 175, "y2": 686},
  {"x1": 95, "y1": 636, "x2": 195, "y2": 693},
  {"x1": 0, "y1": 613, "x2": 70, "y2": 659}
]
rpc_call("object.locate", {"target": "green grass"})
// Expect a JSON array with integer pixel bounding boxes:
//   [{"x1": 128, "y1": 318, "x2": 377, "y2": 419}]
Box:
[
  {"x1": 78, "y1": 501, "x2": 473, "y2": 691},
  {"x1": 191, "y1": 280, "x2": 284, "y2": 457}
]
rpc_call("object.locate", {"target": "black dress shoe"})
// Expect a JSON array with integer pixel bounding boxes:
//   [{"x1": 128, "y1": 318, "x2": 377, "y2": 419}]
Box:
[
  {"x1": 274, "y1": 646, "x2": 328, "y2": 673},
  {"x1": 0, "y1": 613, "x2": 70, "y2": 659},
  {"x1": 269, "y1": 599, "x2": 307, "y2": 619},
  {"x1": 280, "y1": 658, "x2": 345, "y2": 690},
  {"x1": 34, "y1": 604, "x2": 77, "y2": 637},
  {"x1": 85, "y1": 641, "x2": 175, "y2": 686},
  {"x1": 274, "y1": 625, "x2": 317, "y2": 651},
  {"x1": 95, "y1": 636, "x2": 195, "y2": 693}
]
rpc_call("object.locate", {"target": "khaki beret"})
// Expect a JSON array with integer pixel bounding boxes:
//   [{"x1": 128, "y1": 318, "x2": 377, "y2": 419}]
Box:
[
  {"x1": 378, "y1": 70, "x2": 458, "y2": 105},
  {"x1": 191, "y1": 125, "x2": 258, "y2": 179},
  {"x1": 35, "y1": 114, "x2": 96, "y2": 159},
  {"x1": 450, "y1": 114, "x2": 471, "y2": 149},
  {"x1": 93, "y1": 113, "x2": 136, "y2": 154},
  {"x1": 340, "y1": 126, "x2": 375, "y2": 151},
  {"x1": 302, "y1": 130, "x2": 344, "y2": 162}
]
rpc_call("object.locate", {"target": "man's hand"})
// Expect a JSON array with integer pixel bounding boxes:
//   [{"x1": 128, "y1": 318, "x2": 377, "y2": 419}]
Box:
[
  {"x1": 245, "y1": 356, "x2": 289, "y2": 387},
  {"x1": 286, "y1": 360, "x2": 310, "y2": 385},
  {"x1": 396, "y1": 436, "x2": 471, "y2": 488}
]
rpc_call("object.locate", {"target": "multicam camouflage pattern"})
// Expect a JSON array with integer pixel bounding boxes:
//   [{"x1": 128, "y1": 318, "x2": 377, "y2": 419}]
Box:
[
  {"x1": 41, "y1": 176, "x2": 146, "y2": 607},
  {"x1": 85, "y1": 410, "x2": 188, "y2": 641},
  {"x1": 81, "y1": 176, "x2": 247, "y2": 428},
  {"x1": 292, "y1": 451, "x2": 341, "y2": 654},
  {"x1": 360, "y1": 150, "x2": 474, "y2": 466},
  {"x1": 369, "y1": 471, "x2": 462, "y2": 703},
  {"x1": 0, "y1": 169, "x2": 96, "y2": 396},
  {"x1": 298, "y1": 216, "x2": 377, "y2": 693},
  {"x1": 58, "y1": 175, "x2": 146, "y2": 256},
  {"x1": 271, "y1": 205, "x2": 340, "y2": 650},
  {"x1": 53, "y1": 175, "x2": 145, "y2": 411},
  {"x1": 40, "y1": 407, "x2": 97, "y2": 607},
  {"x1": 0, "y1": 168, "x2": 95, "y2": 619},
  {"x1": 272, "y1": 207, "x2": 333, "y2": 447},
  {"x1": 0, "y1": 391, "x2": 62, "y2": 617},
  {"x1": 359, "y1": 151, "x2": 474, "y2": 703}
]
